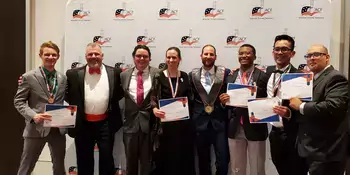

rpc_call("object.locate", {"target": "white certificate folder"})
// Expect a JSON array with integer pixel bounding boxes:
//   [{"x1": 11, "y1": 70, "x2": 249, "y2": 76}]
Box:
[
  {"x1": 247, "y1": 98, "x2": 280, "y2": 123},
  {"x1": 226, "y1": 83, "x2": 257, "y2": 107},
  {"x1": 44, "y1": 104, "x2": 77, "y2": 128},
  {"x1": 159, "y1": 97, "x2": 190, "y2": 122},
  {"x1": 280, "y1": 73, "x2": 313, "y2": 101}
]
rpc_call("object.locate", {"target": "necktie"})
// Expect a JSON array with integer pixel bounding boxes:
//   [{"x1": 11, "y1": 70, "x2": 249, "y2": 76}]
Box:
[
  {"x1": 136, "y1": 71, "x2": 144, "y2": 105},
  {"x1": 204, "y1": 71, "x2": 211, "y2": 94},
  {"x1": 240, "y1": 72, "x2": 248, "y2": 125},
  {"x1": 89, "y1": 67, "x2": 101, "y2": 74}
]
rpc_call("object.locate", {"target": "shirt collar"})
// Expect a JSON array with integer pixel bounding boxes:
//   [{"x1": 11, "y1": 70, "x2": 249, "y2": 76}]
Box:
[
  {"x1": 314, "y1": 65, "x2": 331, "y2": 80},
  {"x1": 86, "y1": 64, "x2": 104, "y2": 72},
  {"x1": 240, "y1": 65, "x2": 254, "y2": 73},
  {"x1": 134, "y1": 66, "x2": 150, "y2": 74},
  {"x1": 201, "y1": 66, "x2": 215, "y2": 75},
  {"x1": 276, "y1": 64, "x2": 290, "y2": 72},
  {"x1": 42, "y1": 67, "x2": 56, "y2": 77}
]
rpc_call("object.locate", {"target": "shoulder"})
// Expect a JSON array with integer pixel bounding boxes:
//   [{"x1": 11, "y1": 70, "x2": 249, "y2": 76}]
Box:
[
  {"x1": 327, "y1": 69, "x2": 347, "y2": 82},
  {"x1": 22, "y1": 69, "x2": 37, "y2": 78},
  {"x1": 66, "y1": 66, "x2": 84, "y2": 75}
]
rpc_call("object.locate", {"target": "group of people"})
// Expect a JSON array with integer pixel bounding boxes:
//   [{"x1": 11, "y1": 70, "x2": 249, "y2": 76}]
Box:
[{"x1": 13, "y1": 34, "x2": 349, "y2": 175}]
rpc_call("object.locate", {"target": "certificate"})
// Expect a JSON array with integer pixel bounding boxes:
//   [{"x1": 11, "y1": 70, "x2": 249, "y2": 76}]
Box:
[
  {"x1": 159, "y1": 97, "x2": 189, "y2": 122},
  {"x1": 43, "y1": 104, "x2": 77, "y2": 128},
  {"x1": 226, "y1": 83, "x2": 257, "y2": 107},
  {"x1": 247, "y1": 97, "x2": 280, "y2": 123},
  {"x1": 280, "y1": 73, "x2": 313, "y2": 101}
]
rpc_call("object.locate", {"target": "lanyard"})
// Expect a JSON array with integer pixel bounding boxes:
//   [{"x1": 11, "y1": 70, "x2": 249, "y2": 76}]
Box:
[
  {"x1": 39, "y1": 66, "x2": 57, "y2": 98},
  {"x1": 238, "y1": 68, "x2": 254, "y2": 85},
  {"x1": 166, "y1": 70, "x2": 179, "y2": 98}
]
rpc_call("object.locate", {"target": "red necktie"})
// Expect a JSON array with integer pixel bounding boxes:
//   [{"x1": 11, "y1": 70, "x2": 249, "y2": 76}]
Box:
[
  {"x1": 89, "y1": 67, "x2": 101, "y2": 74},
  {"x1": 240, "y1": 72, "x2": 248, "y2": 125},
  {"x1": 136, "y1": 71, "x2": 144, "y2": 105}
]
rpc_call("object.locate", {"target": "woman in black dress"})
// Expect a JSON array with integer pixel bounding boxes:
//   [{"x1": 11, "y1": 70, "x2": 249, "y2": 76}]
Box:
[{"x1": 151, "y1": 47, "x2": 195, "y2": 175}]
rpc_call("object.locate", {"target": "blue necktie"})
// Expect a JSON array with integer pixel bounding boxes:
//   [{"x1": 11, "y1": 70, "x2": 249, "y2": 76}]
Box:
[{"x1": 204, "y1": 71, "x2": 211, "y2": 94}]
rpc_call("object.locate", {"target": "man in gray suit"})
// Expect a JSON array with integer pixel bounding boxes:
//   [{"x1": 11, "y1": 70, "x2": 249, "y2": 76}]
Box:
[
  {"x1": 290, "y1": 44, "x2": 349, "y2": 175},
  {"x1": 14, "y1": 41, "x2": 66, "y2": 175},
  {"x1": 120, "y1": 45, "x2": 158, "y2": 175}
]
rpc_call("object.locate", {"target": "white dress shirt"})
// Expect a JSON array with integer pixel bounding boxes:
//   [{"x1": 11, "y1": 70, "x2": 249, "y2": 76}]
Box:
[
  {"x1": 299, "y1": 65, "x2": 331, "y2": 114},
  {"x1": 128, "y1": 66, "x2": 152, "y2": 103},
  {"x1": 267, "y1": 64, "x2": 291, "y2": 128},
  {"x1": 201, "y1": 66, "x2": 215, "y2": 94},
  {"x1": 84, "y1": 65, "x2": 109, "y2": 114}
]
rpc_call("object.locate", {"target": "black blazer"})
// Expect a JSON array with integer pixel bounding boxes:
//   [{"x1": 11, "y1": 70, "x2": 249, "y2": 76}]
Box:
[
  {"x1": 297, "y1": 66, "x2": 349, "y2": 161},
  {"x1": 188, "y1": 66, "x2": 230, "y2": 132},
  {"x1": 226, "y1": 67, "x2": 269, "y2": 141},
  {"x1": 266, "y1": 65, "x2": 300, "y2": 139},
  {"x1": 65, "y1": 65, "x2": 123, "y2": 138}
]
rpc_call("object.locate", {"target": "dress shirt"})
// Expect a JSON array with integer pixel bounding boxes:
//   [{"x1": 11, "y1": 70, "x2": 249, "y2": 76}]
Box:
[
  {"x1": 129, "y1": 66, "x2": 152, "y2": 103},
  {"x1": 201, "y1": 66, "x2": 215, "y2": 93}
]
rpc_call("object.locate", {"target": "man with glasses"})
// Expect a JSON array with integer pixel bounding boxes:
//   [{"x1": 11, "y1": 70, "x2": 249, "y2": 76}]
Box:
[
  {"x1": 266, "y1": 34, "x2": 308, "y2": 175},
  {"x1": 289, "y1": 44, "x2": 349, "y2": 175}
]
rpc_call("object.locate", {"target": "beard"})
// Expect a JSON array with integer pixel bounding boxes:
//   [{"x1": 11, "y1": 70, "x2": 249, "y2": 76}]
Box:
[{"x1": 202, "y1": 59, "x2": 215, "y2": 68}]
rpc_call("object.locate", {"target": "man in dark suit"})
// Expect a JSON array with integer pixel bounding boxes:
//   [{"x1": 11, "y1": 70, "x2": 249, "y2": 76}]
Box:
[
  {"x1": 219, "y1": 44, "x2": 268, "y2": 175},
  {"x1": 65, "y1": 43, "x2": 123, "y2": 175},
  {"x1": 290, "y1": 44, "x2": 349, "y2": 175},
  {"x1": 266, "y1": 34, "x2": 308, "y2": 175},
  {"x1": 120, "y1": 45, "x2": 158, "y2": 175},
  {"x1": 14, "y1": 41, "x2": 66, "y2": 175},
  {"x1": 189, "y1": 44, "x2": 230, "y2": 175}
]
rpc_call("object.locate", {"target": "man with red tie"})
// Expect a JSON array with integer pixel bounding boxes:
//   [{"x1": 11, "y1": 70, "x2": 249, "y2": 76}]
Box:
[
  {"x1": 120, "y1": 45, "x2": 158, "y2": 175},
  {"x1": 65, "y1": 43, "x2": 123, "y2": 175}
]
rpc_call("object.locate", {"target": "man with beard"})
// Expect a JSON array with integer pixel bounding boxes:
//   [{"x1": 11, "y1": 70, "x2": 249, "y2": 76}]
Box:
[
  {"x1": 65, "y1": 43, "x2": 123, "y2": 175},
  {"x1": 266, "y1": 35, "x2": 308, "y2": 175},
  {"x1": 189, "y1": 44, "x2": 230, "y2": 175}
]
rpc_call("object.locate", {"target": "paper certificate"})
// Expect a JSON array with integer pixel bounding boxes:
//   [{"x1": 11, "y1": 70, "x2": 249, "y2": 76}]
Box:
[
  {"x1": 226, "y1": 83, "x2": 257, "y2": 107},
  {"x1": 247, "y1": 97, "x2": 280, "y2": 123},
  {"x1": 43, "y1": 104, "x2": 77, "y2": 128},
  {"x1": 159, "y1": 97, "x2": 190, "y2": 122},
  {"x1": 280, "y1": 73, "x2": 313, "y2": 101}
]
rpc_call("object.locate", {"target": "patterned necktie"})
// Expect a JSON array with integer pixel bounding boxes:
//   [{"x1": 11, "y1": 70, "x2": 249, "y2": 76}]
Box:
[
  {"x1": 204, "y1": 71, "x2": 211, "y2": 94},
  {"x1": 136, "y1": 71, "x2": 144, "y2": 105},
  {"x1": 240, "y1": 72, "x2": 248, "y2": 125}
]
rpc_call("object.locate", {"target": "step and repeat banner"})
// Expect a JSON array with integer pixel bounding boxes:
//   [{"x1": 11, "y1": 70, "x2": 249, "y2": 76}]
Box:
[{"x1": 64, "y1": 0, "x2": 332, "y2": 174}]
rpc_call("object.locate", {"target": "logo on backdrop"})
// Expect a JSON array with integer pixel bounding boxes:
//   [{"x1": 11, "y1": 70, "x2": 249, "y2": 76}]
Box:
[
  {"x1": 250, "y1": 0, "x2": 273, "y2": 20},
  {"x1": 158, "y1": 1, "x2": 179, "y2": 20},
  {"x1": 114, "y1": 2, "x2": 134, "y2": 20},
  {"x1": 225, "y1": 29, "x2": 246, "y2": 48},
  {"x1": 93, "y1": 29, "x2": 112, "y2": 47},
  {"x1": 68, "y1": 166, "x2": 78, "y2": 175},
  {"x1": 180, "y1": 29, "x2": 200, "y2": 48},
  {"x1": 299, "y1": 0, "x2": 323, "y2": 19},
  {"x1": 72, "y1": 4, "x2": 90, "y2": 21},
  {"x1": 136, "y1": 29, "x2": 156, "y2": 47},
  {"x1": 203, "y1": 0, "x2": 224, "y2": 20}
]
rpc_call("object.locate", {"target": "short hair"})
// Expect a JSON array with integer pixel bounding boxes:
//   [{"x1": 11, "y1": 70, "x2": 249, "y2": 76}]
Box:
[
  {"x1": 86, "y1": 42, "x2": 102, "y2": 49},
  {"x1": 132, "y1": 45, "x2": 151, "y2": 58},
  {"x1": 166, "y1": 47, "x2": 182, "y2": 59},
  {"x1": 39, "y1": 41, "x2": 60, "y2": 55},
  {"x1": 239, "y1": 44, "x2": 256, "y2": 56},
  {"x1": 274, "y1": 34, "x2": 295, "y2": 51},
  {"x1": 201, "y1": 44, "x2": 216, "y2": 56}
]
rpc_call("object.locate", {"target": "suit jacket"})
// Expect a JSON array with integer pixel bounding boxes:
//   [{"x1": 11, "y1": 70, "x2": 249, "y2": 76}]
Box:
[
  {"x1": 266, "y1": 65, "x2": 300, "y2": 139},
  {"x1": 227, "y1": 67, "x2": 268, "y2": 141},
  {"x1": 188, "y1": 66, "x2": 230, "y2": 132},
  {"x1": 297, "y1": 66, "x2": 349, "y2": 161},
  {"x1": 65, "y1": 65, "x2": 123, "y2": 138},
  {"x1": 14, "y1": 68, "x2": 67, "y2": 137},
  {"x1": 120, "y1": 66, "x2": 158, "y2": 134}
]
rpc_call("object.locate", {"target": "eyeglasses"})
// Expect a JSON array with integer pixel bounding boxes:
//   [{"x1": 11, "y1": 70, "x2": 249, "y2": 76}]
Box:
[
  {"x1": 135, "y1": 54, "x2": 149, "y2": 59},
  {"x1": 273, "y1": 47, "x2": 291, "y2": 53},
  {"x1": 304, "y1": 52, "x2": 327, "y2": 60}
]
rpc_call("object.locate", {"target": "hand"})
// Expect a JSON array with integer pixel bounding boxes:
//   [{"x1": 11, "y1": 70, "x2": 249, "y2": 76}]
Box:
[
  {"x1": 219, "y1": 93, "x2": 230, "y2": 104},
  {"x1": 273, "y1": 105, "x2": 290, "y2": 118},
  {"x1": 153, "y1": 108, "x2": 165, "y2": 118},
  {"x1": 289, "y1": 97, "x2": 302, "y2": 110},
  {"x1": 32, "y1": 113, "x2": 52, "y2": 123},
  {"x1": 18, "y1": 76, "x2": 23, "y2": 85}
]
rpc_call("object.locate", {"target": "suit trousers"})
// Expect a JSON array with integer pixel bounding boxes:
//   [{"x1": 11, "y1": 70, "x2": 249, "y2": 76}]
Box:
[
  {"x1": 75, "y1": 120, "x2": 115, "y2": 175},
  {"x1": 269, "y1": 127, "x2": 308, "y2": 175},
  {"x1": 228, "y1": 126, "x2": 266, "y2": 175},
  {"x1": 307, "y1": 159, "x2": 346, "y2": 175},
  {"x1": 196, "y1": 122, "x2": 229, "y2": 175},
  {"x1": 123, "y1": 130, "x2": 151, "y2": 175},
  {"x1": 17, "y1": 128, "x2": 66, "y2": 175}
]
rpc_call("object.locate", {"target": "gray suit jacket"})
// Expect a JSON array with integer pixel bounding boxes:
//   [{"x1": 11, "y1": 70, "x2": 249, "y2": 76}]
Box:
[
  {"x1": 120, "y1": 66, "x2": 158, "y2": 133},
  {"x1": 14, "y1": 68, "x2": 67, "y2": 137}
]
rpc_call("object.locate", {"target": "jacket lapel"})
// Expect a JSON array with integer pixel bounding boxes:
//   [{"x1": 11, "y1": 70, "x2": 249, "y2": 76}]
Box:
[
  {"x1": 229, "y1": 70, "x2": 239, "y2": 83},
  {"x1": 106, "y1": 66, "x2": 114, "y2": 101},
  {"x1": 77, "y1": 66, "x2": 86, "y2": 99},
  {"x1": 124, "y1": 68, "x2": 137, "y2": 104},
  {"x1": 252, "y1": 67, "x2": 260, "y2": 84},
  {"x1": 34, "y1": 68, "x2": 50, "y2": 97},
  {"x1": 313, "y1": 66, "x2": 334, "y2": 89}
]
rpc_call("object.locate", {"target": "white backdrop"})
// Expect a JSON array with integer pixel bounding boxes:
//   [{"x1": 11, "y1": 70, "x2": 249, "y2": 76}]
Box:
[{"x1": 63, "y1": 0, "x2": 332, "y2": 174}]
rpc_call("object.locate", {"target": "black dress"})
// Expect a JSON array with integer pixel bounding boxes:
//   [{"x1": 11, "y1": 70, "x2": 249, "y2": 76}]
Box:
[{"x1": 150, "y1": 70, "x2": 195, "y2": 175}]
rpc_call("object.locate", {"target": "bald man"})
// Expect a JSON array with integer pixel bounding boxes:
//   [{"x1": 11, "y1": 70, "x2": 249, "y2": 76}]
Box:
[{"x1": 289, "y1": 44, "x2": 349, "y2": 175}]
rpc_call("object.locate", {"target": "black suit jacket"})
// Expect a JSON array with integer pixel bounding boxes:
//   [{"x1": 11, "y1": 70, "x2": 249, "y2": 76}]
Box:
[
  {"x1": 297, "y1": 66, "x2": 349, "y2": 161},
  {"x1": 188, "y1": 66, "x2": 230, "y2": 132},
  {"x1": 65, "y1": 65, "x2": 123, "y2": 138},
  {"x1": 266, "y1": 65, "x2": 300, "y2": 139},
  {"x1": 226, "y1": 67, "x2": 269, "y2": 141}
]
